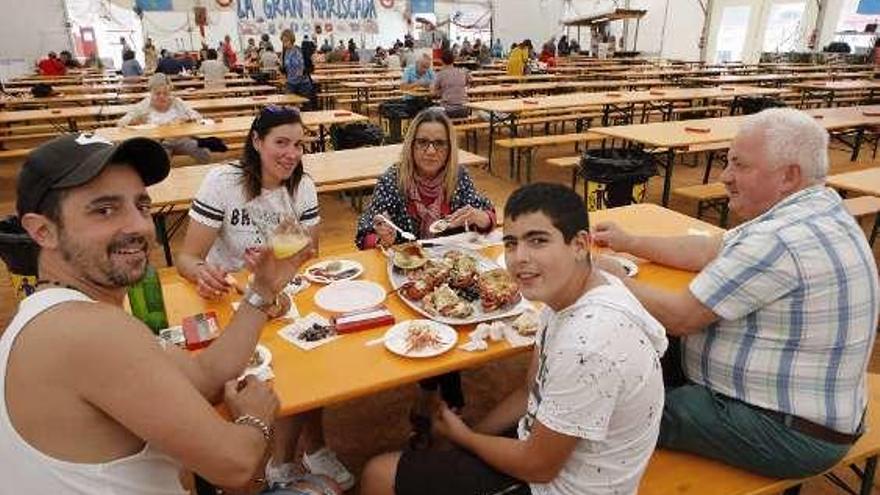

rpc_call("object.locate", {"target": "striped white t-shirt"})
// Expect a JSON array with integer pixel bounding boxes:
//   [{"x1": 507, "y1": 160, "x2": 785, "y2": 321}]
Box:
[{"x1": 189, "y1": 163, "x2": 320, "y2": 271}]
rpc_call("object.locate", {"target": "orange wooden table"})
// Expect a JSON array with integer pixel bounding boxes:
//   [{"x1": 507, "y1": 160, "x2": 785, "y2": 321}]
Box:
[{"x1": 158, "y1": 203, "x2": 721, "y2": 417}]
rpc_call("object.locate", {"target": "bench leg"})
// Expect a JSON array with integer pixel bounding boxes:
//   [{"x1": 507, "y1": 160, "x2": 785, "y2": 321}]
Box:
[
  {"x1": 782, "y1": 485, "x2": 802, "y2": 495},
  {"x1": 870, "y1": 214, "x2": 880, "y2": 247},
  {"x1": 860, "y1": 456, "x2": 878, "y2": 495}
]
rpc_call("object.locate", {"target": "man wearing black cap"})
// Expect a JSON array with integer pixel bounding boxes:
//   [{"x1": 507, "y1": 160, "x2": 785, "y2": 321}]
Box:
[{"x1": 1, "y1": 134, "x2": 310, "y2": 492}]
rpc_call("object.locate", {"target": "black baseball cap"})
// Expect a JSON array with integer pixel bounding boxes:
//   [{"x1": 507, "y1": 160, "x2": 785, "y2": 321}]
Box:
[{"x1": 16, "y1": 133, "x2": 170, "y2": 217}]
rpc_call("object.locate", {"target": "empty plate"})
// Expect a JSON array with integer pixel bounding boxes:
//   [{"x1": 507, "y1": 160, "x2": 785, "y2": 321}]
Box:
[{"x1": 314, "y1": 280, "x2": 386, "y2": 313}]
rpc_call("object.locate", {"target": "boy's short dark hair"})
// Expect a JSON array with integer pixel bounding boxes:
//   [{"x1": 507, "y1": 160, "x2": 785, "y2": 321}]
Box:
[
  {"x1": 504, "y1": 183, "x2": 588, "y2": 242},
  {"x1": 206, "y1": 49, "x2": 218, "y2": 60},
  {"x1": 441, "y1": 50, "x2": 455, "y2": 65}
]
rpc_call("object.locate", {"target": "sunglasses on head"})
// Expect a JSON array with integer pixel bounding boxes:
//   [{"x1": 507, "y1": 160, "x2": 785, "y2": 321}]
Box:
[{"x1": 262, "y1": 104, "x2": 301, "y2": 118}]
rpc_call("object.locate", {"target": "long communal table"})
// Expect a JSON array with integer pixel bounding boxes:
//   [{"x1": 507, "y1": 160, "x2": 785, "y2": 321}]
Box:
[
  {"x1": 0, "y1": 85, "x2": 280, "y2": 109},
  {"x1": 590, "y1": 105, "x2": 880, "y2": 206},
  {"x1": 789, "y1": 80, "x2": 880, "y2": 107},
  {"x1": 466, "y1": 85, "x2": 785, "y2": 168},
  {"x1": 156, "y1": 203, "x2": 719, "y2": 417},
  {"x1": 0, "y1": 94, "x2": 307, "y2": 131}
]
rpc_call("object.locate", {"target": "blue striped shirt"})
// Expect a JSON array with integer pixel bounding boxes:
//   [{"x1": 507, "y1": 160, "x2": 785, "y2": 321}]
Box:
[{"x1": 687, "y1": 186, "x2": 878, "y2": 434}]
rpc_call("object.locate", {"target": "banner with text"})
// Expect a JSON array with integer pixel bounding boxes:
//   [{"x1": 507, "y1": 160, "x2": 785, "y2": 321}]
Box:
[{"x1": 237, "y1": 0, "x2": 379, "y2": 37}]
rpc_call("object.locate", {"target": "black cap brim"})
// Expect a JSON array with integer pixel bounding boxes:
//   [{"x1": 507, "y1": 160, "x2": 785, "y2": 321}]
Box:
[{"x1": 54, "y1": 137, "x2": 170, "y2": 190}]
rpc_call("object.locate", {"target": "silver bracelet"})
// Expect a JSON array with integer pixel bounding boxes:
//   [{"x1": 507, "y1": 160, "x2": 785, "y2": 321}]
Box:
[{"x1": 233, "y1": 414, "x2": 273, "y2": 444}]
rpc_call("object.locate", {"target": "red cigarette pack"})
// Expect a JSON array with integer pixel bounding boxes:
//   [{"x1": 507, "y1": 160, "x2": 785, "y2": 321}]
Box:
[
  {"x1": 331, "y1": 305, "x2": 395, "y2": 334},
  {"x1": 182, "y1": 311, "x2": 220, "y2": 350}
]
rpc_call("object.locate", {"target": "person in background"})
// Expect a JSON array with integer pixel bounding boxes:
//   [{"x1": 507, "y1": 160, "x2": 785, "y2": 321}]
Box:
[
  {"x1": 401, "y1": 53, "x2": 435, "y2": 91},
  {"x1": 59, "y1": 51, "x2": 81, "y2": 69},
  {"x1": 593, "y1": 108, "x2": 879, "y2": 478},
  {"x1": 460, "y1": 37, "x2": 472, "y2": 57},
  {"x1": 401, "y1": 38, "x2": 418, "y2": 68},
  {"x1": 259, "y1": 33, "x2": 273, "y2": 53},
  {"x1": 222, "y1": 35, "x2": 238, "y2": 69},
  {"x1": 507, "y1": 39, "x2": 532, "y2": 76},
  {"x1": 176, "y1": 106, "x2": 355, "y2": 491},
  {"x1": 492, "y1": 38, "x2": 504, "y2": 58},
  {"x1": 432, "y1": 49, "x2": 471, "y2": 119},
  {"x1": 320, "y1": 37, "x2": 333, "y2": 53},
  {"x1": 557, "y1": 35, "x2": 571, "y2": 56},
  {"x1": 347, "y1": 38, "x2": 360, "y2": 62},
  {"x1": 260, "y1": 44, "x2": 281, "y2": 75},
  {"x1": 37, "y1": 52, "x2": 66, "y2": 76},
  {"x1": 117, "y1": 73, "x2": 211, "y2": 163},
  {"x1": 301, "y1": 35, "x2": 317, "y2": 75},
  {"x1": 120, "y1": 50, "x2": 143, "y2": 78},
  {"x1": 280, "y1": 29, "x2": 311, "y2": 101},
  {"x1": 143, "y1": 38, "x2": 158, "y2": 73},
  {"x1": 179, "y1": 52, "x2": 196, "y2": 73},
  {"x1": 387, "y1": 47, "x2": 402, "y2": 69},
  {"x1": 244, "y1": 38, "x2": 260, "y2": 68},
  {"x1": 355, "y1": 109, "x2": 496, "y2": 449},
  {"x1": 538, "y1": 44, "x2": 556, "y2": 67},
  {"x1": 155, "y1": 50, "x2": 182, "y2": 75},
  {"x1": 200, "y1": 48, "x2": 227, "y2": 89},
  {"x1": 119, "y1": 36, "x2": 131, "y2": 60}
]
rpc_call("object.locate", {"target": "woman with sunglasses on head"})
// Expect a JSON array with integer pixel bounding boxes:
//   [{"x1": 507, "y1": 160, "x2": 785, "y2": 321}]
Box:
[
  {"x1": 176, "y1": 106, "x2": 355, "y2": 492},
  {"x1": 355, "y1": 107, "x2": 497, "y2": 448}
]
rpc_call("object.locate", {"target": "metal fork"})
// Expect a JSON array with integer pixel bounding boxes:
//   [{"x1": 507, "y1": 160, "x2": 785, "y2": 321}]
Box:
[{"x1": 375, "y1": 213, "x2": 417, "y2": 241}]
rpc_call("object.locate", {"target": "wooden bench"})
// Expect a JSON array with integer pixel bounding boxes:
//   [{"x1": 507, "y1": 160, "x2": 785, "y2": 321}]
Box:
[
  {"x1": 671, "y1": 105, "x2": 728, "y2": 120},
  {"x1": 640, "y1": 372, "x2": 880, "y2": 495},
  {"x1": 495, "y1": 132, "x2": 605, "y2": 183},
  {"x1": 675, "y1": 182, "x2": 880, "y2": 238}
]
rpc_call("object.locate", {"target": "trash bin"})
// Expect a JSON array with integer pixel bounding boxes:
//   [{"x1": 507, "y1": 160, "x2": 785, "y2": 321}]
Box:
[
  {"x1": 0, "y1": 215, "x2": 39, "y2": 302},
  {"x1": 330, "y1": 121, "x2": 385, "y2": 150},
  {"x1": 579, "y1": 148, "x2": 657, "y2": 212},
  {"x1": 732, "y1": 96, "x2": 787, "y2": 115}
]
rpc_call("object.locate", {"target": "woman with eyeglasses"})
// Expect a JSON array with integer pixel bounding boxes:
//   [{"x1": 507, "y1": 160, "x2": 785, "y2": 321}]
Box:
[
  {"x1": 176, "y1": 106, "x2": 355, "y2": 491},
  {"x1": 355, "y1": 108, "x2": 497, "y2": 449}
]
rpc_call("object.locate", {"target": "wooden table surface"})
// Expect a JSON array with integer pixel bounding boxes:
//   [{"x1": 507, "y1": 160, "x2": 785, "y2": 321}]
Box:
[
  {"x1": 156, "y1": 202, "x2": 721, "y2": 415},
  {"x1": 684, "y1": 72, "x2": 870, "y2": 85},
  {"x1": 147, "y1": 144, "x2": 489, "y2": 208},
  {"x1": 466, "y1": 85, "x2": 783, "y2": 114},
  {"x1": 311, "y1": 72, "x2": 401, "y2": 83},
  {"x1": 94, "y1": 110, "x2": 367, "y2": 142},
  {"x1": 0, "y1": 94, "x2": 307, "y2": 125},
  {"x1": 827, "y1": 167, "x2": 880, "y2": 196},
  {"x1": 789, "y1": 80, "x2": 880, "y2": 91},
  {"x1": 590, "y1": 105, "x2": 880, "y2": 149},
  {"x1": 0, "y1": 85, "x2": 278, "y2": 105}
]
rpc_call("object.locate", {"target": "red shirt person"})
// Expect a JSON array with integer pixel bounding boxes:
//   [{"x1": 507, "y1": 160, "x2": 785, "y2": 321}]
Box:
[{"x1": 37, "y1": 52, "x2": 67, "y2": 76}]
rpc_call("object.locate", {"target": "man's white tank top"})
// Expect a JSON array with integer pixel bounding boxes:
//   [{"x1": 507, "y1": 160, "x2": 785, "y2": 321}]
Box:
[{"x1": 0, "y1": 288, "x2": 187, "y2": 494}]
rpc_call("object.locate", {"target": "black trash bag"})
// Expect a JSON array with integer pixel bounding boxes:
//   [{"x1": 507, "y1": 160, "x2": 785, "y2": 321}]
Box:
[
  {"x1": 195, "y1": 137, "x2": 228, "y2": 152},
  {"x1": 250, "y1": 72, "x2": 271, "y2": 85},
  {"x1": 733, "y1": 96, "x2": 787, "y2": 115},
  {"x1": 579, "y1": 148, "x2": 657, "y2": 211},
  {"x1": 330, "y1": 122, "x2": 385, "y2": 150},
  {"x1": 31, "y1": 83, "x2": 54, "y2": 98},
  {"x1": 0, "y1": 215, "x2": 39, "y2": 300},
  {"x1": 288, "y1": 77, "x2": 318, "y2": 111},
  {"x1": 379, "y1": 97, "x2": 432, "y2": 120}
]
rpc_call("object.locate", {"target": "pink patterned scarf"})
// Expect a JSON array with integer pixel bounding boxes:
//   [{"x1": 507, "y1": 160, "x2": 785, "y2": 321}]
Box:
[{"x1": 409, "y1": 171, "x2": 445, "y2": 238}]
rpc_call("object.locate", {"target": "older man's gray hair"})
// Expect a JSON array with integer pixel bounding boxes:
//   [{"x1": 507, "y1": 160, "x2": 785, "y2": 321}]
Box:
[
  {"x1": 147, "y1": 73, "x2": 172, "y2": 92},
  {"x1": 739, "y1": 107, "x2": 829, "y2": 182}
]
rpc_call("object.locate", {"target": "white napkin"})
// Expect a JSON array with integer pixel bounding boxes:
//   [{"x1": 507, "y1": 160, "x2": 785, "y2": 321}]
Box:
[
  {"x1": 284, "y1": 276, "x2": 311, "y2": 296},
  {"x1": 277, "y1": 313, "x2": 341, "y2": 351},
  {"x1": 459, "y1": 319, "x2": 535, "y2": 352},
  {"x1": 241, "y1": 366, "x2": 275, "y2": 382}
]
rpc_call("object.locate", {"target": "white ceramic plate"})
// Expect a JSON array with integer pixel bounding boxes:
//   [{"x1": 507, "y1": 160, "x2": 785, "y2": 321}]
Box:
[
  {"x1": 383, "y1": 320, "x2": 458, "y2": 358},
  {"x1": 303, "y1": 259, "x2": 364, "y2": 284},
  {"x1": 500, "y1": 252, "x2": 638, "y2": 277},
  {"x1": 314, "y1": 280, "x2": 386, "y2": 313}
]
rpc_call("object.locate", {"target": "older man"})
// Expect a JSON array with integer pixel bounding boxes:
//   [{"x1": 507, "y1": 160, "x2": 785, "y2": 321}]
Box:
[
  {"x1": 1, "y1": 133, "x2": 314, "y2": 492},
  {"x1": 400, "y1": 53, "x2": 435, "y2": 91},
  {"x1": 594, "y1": 108, "x2": 879, "y2": 478},
  {"x1": 117, "y1": 73, "x2": 211, "y2": 163}
]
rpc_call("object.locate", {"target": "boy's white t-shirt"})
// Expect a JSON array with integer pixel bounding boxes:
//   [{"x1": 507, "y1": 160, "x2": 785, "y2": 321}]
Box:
[
  {"x1": 518, "y1": 273, "x2": 668, "y2": 495},
  {"x1": 188, "y1": 164, "x2": 320, "y2": 271}
]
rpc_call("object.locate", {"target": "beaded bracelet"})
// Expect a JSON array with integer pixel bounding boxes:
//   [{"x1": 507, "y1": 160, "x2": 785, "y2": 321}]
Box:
[{"x1": 233, "y1": 414, "x2": 273, "y2": 444}]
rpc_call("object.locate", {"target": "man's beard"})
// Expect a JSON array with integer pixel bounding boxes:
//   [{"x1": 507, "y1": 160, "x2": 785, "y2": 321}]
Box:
[{"x1": 59, "y1": 229, "x2": 150, "y2": 288}]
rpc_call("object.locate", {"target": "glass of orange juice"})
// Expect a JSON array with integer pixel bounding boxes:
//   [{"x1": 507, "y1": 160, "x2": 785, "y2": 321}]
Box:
[{"x1": 245, "y1": 191, "x2": 311, "y2": 259}]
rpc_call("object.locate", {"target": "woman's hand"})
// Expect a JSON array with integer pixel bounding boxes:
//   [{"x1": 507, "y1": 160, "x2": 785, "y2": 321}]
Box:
[
  {"x1": 372, "y1": 211, "x2": 397, "y2": 248},
  {"x1": 446, "y1": 205, "x2": 491, "y2": 231},
  {"x1": 194, "y1": 262, "x2": 231, "y2": 300}
]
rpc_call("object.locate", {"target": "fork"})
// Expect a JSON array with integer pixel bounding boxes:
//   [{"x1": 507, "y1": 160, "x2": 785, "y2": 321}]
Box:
[{"x1": 375, "y1": 213, "x2": 417, "y2": 241}]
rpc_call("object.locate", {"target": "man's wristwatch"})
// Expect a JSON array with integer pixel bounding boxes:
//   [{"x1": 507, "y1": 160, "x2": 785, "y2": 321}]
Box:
[{"x1": 242, "y1": 285, "x2": 280, "y2": 316}]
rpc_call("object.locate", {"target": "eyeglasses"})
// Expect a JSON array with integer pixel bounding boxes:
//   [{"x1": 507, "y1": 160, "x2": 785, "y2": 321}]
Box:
[{"x1": 414, "y1": 138, "x2": 449, "y2": 151}]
